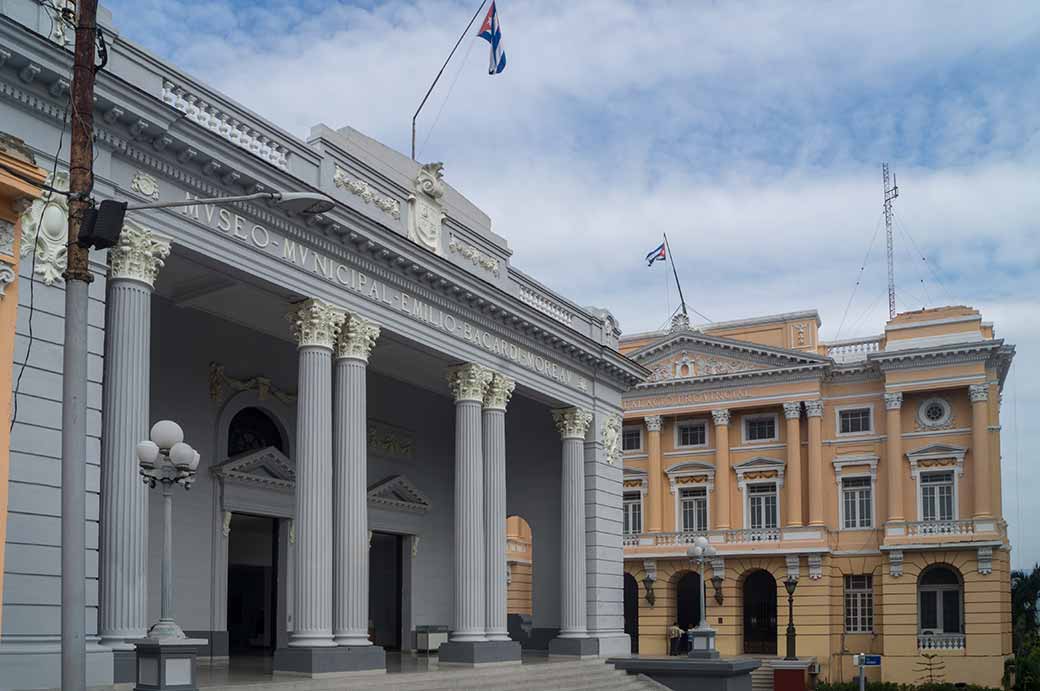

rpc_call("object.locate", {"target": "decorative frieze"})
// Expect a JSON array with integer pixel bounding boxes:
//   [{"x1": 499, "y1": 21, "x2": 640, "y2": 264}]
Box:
[
  {"x1": 884, "y1": 392, "x2": 904, "y2": 410},
  {"x1": 208, "y1": 362, "x2": 296, "y2": 405},
  {"x1": 446, "y1": 362, "x2": 493, "y2": 402},
  {"x1": 906, "y1": 443, "x2": 966, "y2": 479},
  {"x1": 552, "y1": 406, "x2": 593, "y2": 440},
  {"x1": 482, "y1": 372, "x2": 516, "y2": 411},
  {"x1": 803, "y1": 399, "x2": 824, "y2": 418},
  {"x1": 367, "y1": 420, "x2": 415, "y2": 461},
  {"x1": 889, "y1": 550, "x2": 904, "y2": 577},
  {"x1": 447, "y1": 232, "x2": 500, "y2": 277},
  {"x1": 712, "y1": 409, "x2": 731, "y2": 426},
  {"x1": 332, "y1": 166, "x2": 401, "y2": 219},
  {"x1": 602, "y1": 413, "x2": 622, "y2": 465},
  {"x1": 407, "y1": 162, "x2": 445, "y2": 255},
  {"x1": 969, "y1": 383, "x2": 989, "y2": 403},
  {"x1": 335, "y1": 313, "x2": 381, "y2": 362},
  {"x1": 287, "y1": 298, "x2": 345, "y2": 349},
  {"x1": 108, "y1": 220, "x2": 171, "y2": 287},
  {"x1": 644, "y1": 415, "x2": 662, "y2": 433},
  {"x1": 130, "y1": 171, "x2": 160, "y2": 200},
  {"x1": 18, "y1": 171, "x2": 69, "y2": 285}
]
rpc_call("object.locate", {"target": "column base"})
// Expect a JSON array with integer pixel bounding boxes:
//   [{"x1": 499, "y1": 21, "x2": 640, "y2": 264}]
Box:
[
  {"x1": 114, "y1": 648, "x2": 137, "y2": 684},
  {"x1": 549, "y1": 636, "x2": 599, "y2": 658},
  {"x1": 273, "y1": 645, "x2": 386, "y2": 677},
  {"x1": 589, "y1": 633, "x2": 631, "y2": 658},
  {"x1": 438, "y1": 640, "x2": 522, "y2": 666}
]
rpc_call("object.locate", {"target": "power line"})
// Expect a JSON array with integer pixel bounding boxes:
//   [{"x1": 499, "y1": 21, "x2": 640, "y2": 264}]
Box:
[
  {"x1": 835, "y1": 212, "x2": 884, "y2": 341},
  {"x1": 895, "y1": 215, "x2": 956, "y2": 305}
]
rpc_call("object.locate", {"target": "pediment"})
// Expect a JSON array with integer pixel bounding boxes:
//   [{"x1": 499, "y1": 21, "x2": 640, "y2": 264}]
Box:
[
  {"x1": 665, "y1": 460, "x2": 716, "y2": 476},
  {"x1": 906, "y1": 443, "x2": 967, "y2": 461},
  {"x1": 630, "y1": 333, "x2": 827, "y2": 384},
  {"x1": 212, "y1": 446, "x2": 294, "y2": 490},
  {"x1": 368, "y1": 474, "x2": 431, "y2": 514},
  {"x1": 733, "y1": 456, "x2": 786, "y2": 472}
]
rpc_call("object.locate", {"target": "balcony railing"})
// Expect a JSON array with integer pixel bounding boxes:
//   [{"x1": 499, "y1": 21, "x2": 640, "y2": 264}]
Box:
[
  {"x1": 918, "y1": 633, "x2": 965, "y2": 651},
  {"x1": 651, "y1": 531, "x2": 709, "y2": 546},
  {"x1": 506, "y1": 538, "x2": 530, "y2": 554},
  {"x1": 826, "y1": 335, "x2": 883, "y2": 363},
  {"x1": 623, "y1": 534, "x2": 641, "y2": 547},
  {"x1": 906, "y1": 520, "x2": 975, "y2": 537},
  {"x1": 724, "y1": 528, "x2": 781, "y2": 543}
]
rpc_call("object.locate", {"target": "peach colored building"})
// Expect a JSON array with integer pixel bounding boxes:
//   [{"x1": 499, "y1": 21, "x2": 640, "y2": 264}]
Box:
[{"x1": 620, "y1": 307, "x2": 1014, "y2": 686}]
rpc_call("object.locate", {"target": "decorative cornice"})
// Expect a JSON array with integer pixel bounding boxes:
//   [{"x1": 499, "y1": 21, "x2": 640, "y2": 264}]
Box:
[
  {"x1": 666, "y1": 460, "x2": 716, "y2": 493},
  {"x1": 108, "y1": 220, "x2": 171, "y2": 287},
  {"x1": 333, "y1": 165, "x2": 401, "y2": 219},
  {"x1": 712, "y1": 409, "x2": 731, "y2": 426},
  {"x1": 211, "y1": 446, "x2": 295, "y2": 490},
  {"x1": 884, "y1": 392, "x2": 903, "y2": 410},
  {"x1": 602, "y1": 413, "x2": 622, "y2": 465},
  {"x1": 287, "y1": 298, "x2": 344, "y2": 349},
  {"x1": 552, "y1": 406, "x2": 593, "y2": 440},
  {"x1": 644, "y1": 415, "x2": 662, "y2": 432},
  {"x1": 906, "y1": 443, "x2": 967, "y2": 479},
  {"x1": 208, "y1": 362, "x2": 296, "y2": 405},
  {"x1": 871, "y1": 341, "x2": 1002, "y2": 370},
  {"x1": 446, "y1": 362, "x2": 493, "y2": 403},
  {"x1": 483, "y1": 372, "x2": 516, "y2": 411},
  {"x1": 367, "y1": 474, "x2": 431, "y2": 514},
  {"x1": 832, "y1": 454, "x2": 879, "y2": 484},
  {"x1": 634, "y1": 363, "x2": 827, "y2": 390},
  {"x1": 335, "y1": 312, "x2": 380, "y2": 362},
  {"x1": 969, "y1": 383, "x2": 989, "y2": 403},
  {"x1": 448, "y1": 232, "x2": 500, "y2": 277},
  {"x1": 803, "y1": 399, "x2": 824, "y2": 418},
  {"x1": 782, "y1": 401, "x2": 801, "y2": 420},
  {"x1": 733, "y1": 456, "x2": 786, "y2": 489}
]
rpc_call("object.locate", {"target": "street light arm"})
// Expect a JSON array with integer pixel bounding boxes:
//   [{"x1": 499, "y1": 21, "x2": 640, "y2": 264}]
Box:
[{"x1": 125, "y1": 191, "x2": 276, "y2": 211}]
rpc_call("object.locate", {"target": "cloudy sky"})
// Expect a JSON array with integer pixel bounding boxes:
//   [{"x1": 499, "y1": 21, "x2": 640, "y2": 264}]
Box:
[{"x1": 105, "y1": 1, "x2": 1039, "y2": 566}]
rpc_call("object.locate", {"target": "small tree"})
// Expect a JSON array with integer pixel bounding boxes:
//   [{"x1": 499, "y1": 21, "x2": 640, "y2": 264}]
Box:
[{"x1": 913, "y1": 652, "x2": 946, "y2": 685}]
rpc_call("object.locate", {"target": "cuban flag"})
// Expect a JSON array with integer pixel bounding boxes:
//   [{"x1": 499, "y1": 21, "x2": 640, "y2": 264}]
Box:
[
  {"x1": 478, "y1": 2, "x2": 507, "y2": 75},
  {"x1": 645, "y1": 242, "x2": 666, "y2": 267}
]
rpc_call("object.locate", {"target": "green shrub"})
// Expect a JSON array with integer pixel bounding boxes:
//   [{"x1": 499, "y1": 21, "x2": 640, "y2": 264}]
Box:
[{"x1": 816, "y1": 683, "x2": 1001, "y2": 691}]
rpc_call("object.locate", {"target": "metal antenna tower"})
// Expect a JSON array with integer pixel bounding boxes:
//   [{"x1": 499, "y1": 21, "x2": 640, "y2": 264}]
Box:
[{"x1": 882, "y1": 163, "x2": 899, "y2": 319}]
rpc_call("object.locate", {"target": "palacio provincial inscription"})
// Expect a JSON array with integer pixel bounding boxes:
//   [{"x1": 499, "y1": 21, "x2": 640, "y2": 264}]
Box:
[
  {"x1": 181, "y1": 195, "x2": 588, "y2": 392},
  {"x1": 623, "y1": 388, "x2": 754, "y2": 411}
]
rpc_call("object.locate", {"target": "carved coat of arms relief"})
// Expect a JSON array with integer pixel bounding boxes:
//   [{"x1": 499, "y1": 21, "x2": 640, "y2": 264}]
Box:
[{"x1": 407, "y1": 162, "x2": 446, "y2": 256}]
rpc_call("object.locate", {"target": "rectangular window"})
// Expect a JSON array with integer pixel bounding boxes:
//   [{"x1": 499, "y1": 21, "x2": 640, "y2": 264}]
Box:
[
  {"x1": 680, "y1": 487, "x2": 708, "y2": 532},
  {"x1": 921, "y1": 471, "x2": 955, "y2": 522},
  {"x1": 839, "y1": 407, "x2": 872, "y2": 434},
  {"x1": 748, "y1": 483, "x2": 778, "y2": 529},
  {"x1": 623, "y1": 493, "x2": 642, "y2": 535},
  {"x1": 622, "y1": 427, "x2": 642, "y2": 452},
  {"x1": 844, "y1": 575, "x2": 874, "y2": 633},
  {"x1": 841, "y1": 476, "x2": 873, "y2": 529},
  {"x1": 744, "y1": 415, "x2": 777, "y2": 442},
  {"x1": 677, "y1": 420, "x2": 707, "y2": 448}
]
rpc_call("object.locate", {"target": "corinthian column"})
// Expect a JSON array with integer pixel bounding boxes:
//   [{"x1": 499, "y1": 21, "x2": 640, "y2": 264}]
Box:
[
  {"x1": 804, "y1": 400, "x2": 825, "y2": 526},
  {"x1": 286, "y1": 299, "x2": 343, "y2": 649},
  {"x1": 969, "y1": 384, "x2": 992, "y2": 519},
  {"x1": 884, "y1": 392, "x2": 904, "y2": 523},
  {"x1": 645, "y1": 416, "x2": 663, "y2": 533},
  {"x1": 783, "y1": 402, "x2": 803, "y2": 527},
  {"x1": 446, "y1": 364, "x2": 493, "y2": 643},
  {"x1": 483, "y1": 373, "x2": 515, "y2": 642},
  {"x1": 550, "y1": 406, "x2": 593, "y2": 651},
  {"x1": 712, "y1": 410, "x2": 731, "y2": 529},
  {"x1": 332, "y1": 314, "x2": 380, "y2": 647},
  {"x1": 99, "y1": 222, "x2": 170, "y2": 657}
]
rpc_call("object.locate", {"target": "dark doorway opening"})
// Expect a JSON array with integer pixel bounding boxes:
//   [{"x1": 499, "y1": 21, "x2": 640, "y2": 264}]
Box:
[
  {"x1": 369, "y1": 532, "x2": 403, "y2": 650},
  {"x1": 676, "y1": 571, "x2": 702, "y2": 631},
  {"x1": 742, "y1": 570, "x2": 777, "y2": 655},
  {"x1": 226, "y1": 514, "x2": 278, "y2": 657},
  {"x1": 623, "y1": 573, "x2": 640, "y2": 654}
]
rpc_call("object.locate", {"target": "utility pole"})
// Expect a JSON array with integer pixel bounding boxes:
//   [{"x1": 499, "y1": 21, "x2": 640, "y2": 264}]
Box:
[
  {"x1": 882, "y1": 163, "x2": 899, "y2": 319},
  {"x1": 64, "y1": 1, "x2": 98, "y2": 688}
]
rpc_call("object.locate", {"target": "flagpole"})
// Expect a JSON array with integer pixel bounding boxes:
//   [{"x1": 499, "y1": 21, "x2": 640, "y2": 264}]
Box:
[
  {"x1": 411, "y1": 0, "x2": 489, "y2": 160},
  {"x1": 663, "y1": 233, "x2": 687, "y2": 318}
]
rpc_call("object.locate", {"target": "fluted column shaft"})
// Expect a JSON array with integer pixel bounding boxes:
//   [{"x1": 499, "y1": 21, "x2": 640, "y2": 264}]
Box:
[
  {"x1": 553, "y1": 407, "x2": 592, "y2": 639},
  {"x1": 712, "y1": 410, "x2": 731, "y2": 529},
  {"x1": 483, "y1": 374, "x2": 514, "y2": 641},
  {"x1": 970, "y1": 384, "x2": 992, "y2": 519},
  {"x1": 884, "y1": 393, "x2": 904, "y2": 522},
  {"x1": 645, "y1": 416, "x2": 663, "y2": 533},
  {"x1": 99, "y1": 224, "x2": 170, "y2": 648},
  {"x1": 332, "y1": 315, "x2": 380, "y2": 647},
  {"x1": 804, "y1": 400, "x2": 824, "y2": 526},
  {"x1": 288, "y1": 300, "x2": 343, "y2": 648},
  {"x1": 447, "y1": 364, "x2": 493, "y2": 642},
  {"x1": 783, "y1": 403, "x2": 803, "y2": 527}
]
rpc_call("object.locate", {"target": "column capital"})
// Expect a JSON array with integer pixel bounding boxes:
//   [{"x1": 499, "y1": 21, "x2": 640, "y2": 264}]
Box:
[
  {"x1": 287, "y1": 299, "x2": 345, "y2": 349},
  {"x1": 803, "y1": 399, "x2": 824, "y2": 418},
  {"x1": 108, "y1": 221, "x2": 171, "y2": 287},
  {"x1": 644, "y1": 415, "x2": 662, "y2": 432},
  {"x1": 482, "y1": 372, "x2": 516, "y2": 411},
  {"x1": 712, "y1": 409, "x2": 730, "y2": 426},
  {"x1": 335, "y1": 313, "x2": 380, "y2": 362},
  {"x1": 446, "y1": 363, "x2": 493, "y2": 403},
  {"x1": 552, "y1": 407, "x2": 593, "y2": 440},
  {"x1": 884, "y1": 391, "x2": 903, "y2": 410},
  {"x1": 969, "y1": 383, "x2": 989, "y2": 403},
  {"x1": 782, "y1": 401, "x2": 802, "y2": 420}
]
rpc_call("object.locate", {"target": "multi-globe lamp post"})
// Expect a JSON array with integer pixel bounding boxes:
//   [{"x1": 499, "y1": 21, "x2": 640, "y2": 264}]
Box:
[{"x1": 686, "y1": 536, "x2": 719, "y2": 658}]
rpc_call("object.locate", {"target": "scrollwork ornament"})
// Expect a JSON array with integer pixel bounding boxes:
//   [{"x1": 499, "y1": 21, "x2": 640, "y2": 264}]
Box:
[
  {"x1": 18, "y1": 171, "x2": 69, "y2": 285},
  {"x1": 446, "y1": 363, "x2": 493, "y2": 403},
  {"x1": 0, "y1": 219, "x2": 14, "y2": 257},
  {"x1": 0, "y1": 264, "x2": 15, "y2": 298},
  {"x1": 552, "y1": 407, "x2": 593, "y2": 440},
  {"x1": 602, "y1": 413, "x2": 622, "y2": 465},
  {"x1": 336, "y1": 313, "x2": 381, "y2": 362},
  {"x1": 130, "y1": 171, "x2": 160, "y2": 200},
  {"x1": 107, "y1": 220, "x2": 171, "y2": 287},
  {"x1": 287, "y1": 299, "x2": 344, "y2": 349},
  {"x1": 483, "y1": 373, "x2": 515, "y2": 411}
]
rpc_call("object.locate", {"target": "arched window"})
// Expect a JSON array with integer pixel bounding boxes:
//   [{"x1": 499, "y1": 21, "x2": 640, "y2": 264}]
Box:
[
  {"x1": 918, "y1": 565, "x2": 962, "y2": 635},
  {"x1": 227, "y1": 407, "x2": 285, "y2": 457}
]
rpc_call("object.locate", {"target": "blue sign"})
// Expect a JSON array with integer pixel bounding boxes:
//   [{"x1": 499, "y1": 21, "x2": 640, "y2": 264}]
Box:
[{"x1": 861, "y1": 655, "x2": 882, "y2": 666}]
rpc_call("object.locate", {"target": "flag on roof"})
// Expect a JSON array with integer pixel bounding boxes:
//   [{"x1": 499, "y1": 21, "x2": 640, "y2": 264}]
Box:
[
  {"x1": 645, "y1": 242, "x2": 666, "y2": 267},
  {"x1": 478, "y1": 2, "x2": 507, "y2": 75}
]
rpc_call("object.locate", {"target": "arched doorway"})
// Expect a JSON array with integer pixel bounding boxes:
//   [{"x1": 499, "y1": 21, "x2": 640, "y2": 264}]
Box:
[
  {"x1": 506, "y1": 516, "x2": 536, "y2": 646},
  {"x1": 676, "y1": 571, "x2": 702, "y2": 631},
  {"x1": 623, "y1": 573, "x2": 640, "y2": 653},
  {"x1": 743, "y1": 570, "x2": 777, "y2": 654}
]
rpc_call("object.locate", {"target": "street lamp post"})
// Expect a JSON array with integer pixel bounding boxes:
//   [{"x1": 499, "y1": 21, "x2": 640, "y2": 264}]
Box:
[
  {"x1": 133, "y1": 420, "x2": 206, "y2": 691},
  {"x1": 686, "y1": 537, "x2": 718, "y2": 658},
  {"x1": 784, "y1": 576, "x2": 798, "y2": 661}
]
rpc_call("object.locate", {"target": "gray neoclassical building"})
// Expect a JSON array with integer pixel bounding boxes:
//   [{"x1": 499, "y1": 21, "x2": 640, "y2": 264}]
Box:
[{"x1": 0, "y1": 2, "x2": 645, "y2": 687}]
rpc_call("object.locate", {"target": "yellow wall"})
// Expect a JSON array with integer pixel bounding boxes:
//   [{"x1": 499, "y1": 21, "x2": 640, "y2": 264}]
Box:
[{"x1": 506, "y1": 515, "x2": 533, "y2": 615}]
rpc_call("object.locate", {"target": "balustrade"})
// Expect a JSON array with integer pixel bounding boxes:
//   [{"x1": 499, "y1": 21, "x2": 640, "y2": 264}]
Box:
[{"x1": 918, "y1": 633, "x2": 965, "y2": 651}]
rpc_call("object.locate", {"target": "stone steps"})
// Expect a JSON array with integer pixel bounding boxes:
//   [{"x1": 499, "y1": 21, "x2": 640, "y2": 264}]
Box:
[{"x1": 750, "y1": 659, "x2": 775, "y2": 691}]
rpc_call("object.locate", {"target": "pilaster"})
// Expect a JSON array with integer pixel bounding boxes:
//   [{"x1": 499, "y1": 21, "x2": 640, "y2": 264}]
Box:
[
  {"x1": 782, "y1": 402, "x2": 803, "y2": 528},
  {"x1": 884, "y1": 392, "x2": 904, "y2": 523},
  {"x1": 969, "y1": 384, "x2": 992, "y2": 518},
  {"x1": 803, "y1": 400, "x2": 824, "y2": 526},
  {"x1": 712, "y1": 410, "x2": 731, "y2": 529},
  {"x1": 645, "y1": 415, "x2": 663, "y2": 533}
]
